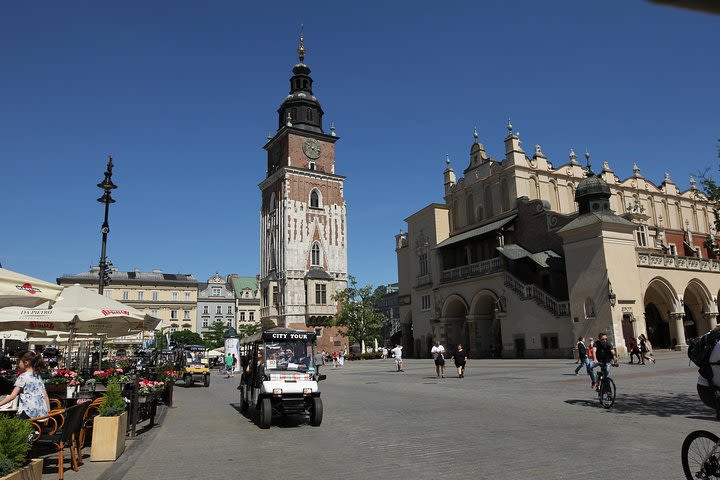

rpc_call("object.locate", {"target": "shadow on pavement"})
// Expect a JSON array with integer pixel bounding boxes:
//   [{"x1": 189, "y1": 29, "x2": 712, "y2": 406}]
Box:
[
  {"x1": 228, "y1": 403, "x2": 311, "y2": 429},
  {"x1": 566, "y1": 392, "x2": 715, "y2": 418}
]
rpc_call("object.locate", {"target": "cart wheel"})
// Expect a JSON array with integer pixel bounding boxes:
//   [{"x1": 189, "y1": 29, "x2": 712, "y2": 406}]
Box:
[
  {"x1": 240, "y1": 385, "x2": 249, "y2": 413},
  {"x1": 309, "y1": 397, "x2": 323, "y2": 426},
  {"x1": 204, "y1": 375, "x2": 210, "y2": 387},
  {"x1": 257, "y1": 398, "x2": 272, "y2": 429},
  {"x1": 183, "y1": 375, "x2": 190, "y2": 388}
]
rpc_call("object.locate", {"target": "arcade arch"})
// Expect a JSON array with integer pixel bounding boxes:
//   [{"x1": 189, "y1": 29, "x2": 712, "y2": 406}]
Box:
[
  {"x1": 469, "y1": 290, "x2": 501, "y2": 358},
  {"x1": 684, "y1": 279, "x2": 715, "y2": 340},
  {"x1": 441, "y1": 295, "x2": 469, "y2": 353},
  {"x1": 643, "y1": 277, "x2": 679, "y2": 349}
]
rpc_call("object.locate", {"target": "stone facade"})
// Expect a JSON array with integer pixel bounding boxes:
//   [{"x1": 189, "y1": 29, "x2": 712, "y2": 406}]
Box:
[
  {"x1": 258, "y1": 38, "x2": 349, "y2": 353},
  {"x1": 57, "y1": 268, "x2": 198, "y2": 333},
  {"x1": 230, "y1": 276, "x2": 261, "y2": 334},
  {"x1": 375, "y1": 283, "x2": 400, "y2": 347},
  {"x1": 197, "y1": 273, "x2": 236, "y2": 334},
  {"x1": 396, "y1": 127, "x2": 720, "y2": 359}
]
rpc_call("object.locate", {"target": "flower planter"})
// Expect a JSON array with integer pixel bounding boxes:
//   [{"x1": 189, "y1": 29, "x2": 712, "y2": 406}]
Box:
[
  {"x1": 44, "y1": 383, "x2": 66, "y2": 395},
  {"x1": 0, "y1": 458, "x2": 43, "y2": 480},
  {"x1": 90, "y1": 412, "x2": 127, "y2": 462},
  {"x1": 65, "y1": 384, "x2": 78, "y2": 399}
]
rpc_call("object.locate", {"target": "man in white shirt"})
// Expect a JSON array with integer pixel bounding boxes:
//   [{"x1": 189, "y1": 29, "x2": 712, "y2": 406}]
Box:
[
  {"x1": 391, "y1": 344, "x2": 403, "y2": 372},
  {"x1": 431, "y1": 341, "x2": 446, "y2": 378}
]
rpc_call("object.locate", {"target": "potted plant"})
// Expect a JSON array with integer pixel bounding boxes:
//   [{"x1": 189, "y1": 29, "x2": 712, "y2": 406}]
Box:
[
  {"x1": 0, "y1": 416, "x2": 42, "y2": 480},
  {"x1": 44, "y1": 369, "x2": 79, "y2": 395},
  {"x1": 90, "y1": 378, "x2": 127, "y2": 462}
]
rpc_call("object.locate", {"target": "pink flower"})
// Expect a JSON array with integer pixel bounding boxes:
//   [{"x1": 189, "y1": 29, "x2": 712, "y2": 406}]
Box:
[{"x1": 117, "y1": 368, "x2": 123, "y2": 373}]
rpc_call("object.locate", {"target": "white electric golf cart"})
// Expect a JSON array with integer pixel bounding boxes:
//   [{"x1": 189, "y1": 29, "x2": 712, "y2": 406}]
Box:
[{"x1": 238, "y1": 328, "x2": 326, "y2": 428}]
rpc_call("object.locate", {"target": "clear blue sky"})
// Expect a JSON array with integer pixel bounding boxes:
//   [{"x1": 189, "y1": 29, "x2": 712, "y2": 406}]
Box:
[{"x1": 1, "y1": 1, "x2": 719, "y2": 288}]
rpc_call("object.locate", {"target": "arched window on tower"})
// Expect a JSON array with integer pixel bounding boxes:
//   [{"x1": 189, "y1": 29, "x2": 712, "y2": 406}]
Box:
[
  {"x1": 567, "y1": 183, "x2": 576, "y2": 212},
  {"x1": 310, "y1": 189, "x2": 321, "y2": 208},
  {"x1": 292, "y1": 108, "x2": 297, "y2": 120},
  {"x1": 549, "y1": 180, "x2": 560, "y2": 211},
  {"x1": 500, "y1": 178, "x2": 510, "y2": 212},
  {"x1": 528, "y1": 177, "x2": 539, "y2": 201},
  {"x1": 311, "y1": 242, "x2": 321, "y2": 267},
  {"x1": 306, "y1": 108, "x2": 312, "y2": 121},
  {"x1": 484, "y1": 185, "x2": 494, "y2": 218},
  {"x1": 452, "y1": 199, "x2": 460, "y2": 230},
  {"x1": 466, "y1": 193, "x2": 475, "y2": 225}
]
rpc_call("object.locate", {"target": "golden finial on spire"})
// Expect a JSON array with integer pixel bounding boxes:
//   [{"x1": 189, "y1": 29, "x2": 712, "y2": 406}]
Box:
[
  {"x1": 473, "y1": 127, "x2": 479, "y2": 141},
  {"x1": 297, "y1": 23, "x2": 306, "y2": 63}
]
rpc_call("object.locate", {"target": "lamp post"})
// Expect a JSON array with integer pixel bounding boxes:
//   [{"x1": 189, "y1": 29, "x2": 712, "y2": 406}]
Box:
[{"x1": 97, "y1": 155, "x2": 117, "y2": 295}]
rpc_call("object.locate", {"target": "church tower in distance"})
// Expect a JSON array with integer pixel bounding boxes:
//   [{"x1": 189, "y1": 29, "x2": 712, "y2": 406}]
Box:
[{"x1": 259, "y1": 30, "x2": 349, "y2": 353}]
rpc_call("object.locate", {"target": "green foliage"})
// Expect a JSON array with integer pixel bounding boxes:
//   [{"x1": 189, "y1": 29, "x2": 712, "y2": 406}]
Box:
[
  {"x1": 237, "y1": 322, "x2": 261, "y2": 339},
  {"x1": 202, "y1": 321, "x2": 229, "y2": 349},
  {"x1": 99, "y1": 378, "x2": 126, "y2": 417},
  {"x1": 170, "y1": 330, "x2": 204, "y2": 347},
  {"x1": 332, "y1": 276, "x2": 387, "y2": 348},
  {"x1": 154, "y1": 331, "x2": 168, "y2": 350},
  {"x1": 0, "y1": 416, "x2": 34, "y2": 471},
  {"x1": 697, "y1": 139, "x2": 720, "y2": 256},
  {"x1": 0, "y1": 454, "x2": 14, "y2": 477}
]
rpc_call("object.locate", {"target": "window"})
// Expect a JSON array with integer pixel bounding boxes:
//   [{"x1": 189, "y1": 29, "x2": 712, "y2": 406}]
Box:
[
  {"x1": 249, "y1": 312, "x2": 254, "y2": 322},
  {"x1": 315, "y1": 327, "x2": 323, "y2": 337},
  {"x1": 309, "y1": 162, "x2": 316, "y2": 171},
  {"x1": 272, "y1": 286, "x2": 279, "y2": 306},
  {"x1": 170, "y1": 327, "x2": 177, "y2": 333},
  {"x1": 466, "y1": 194, "x2": 475, "y2": 225},
  {"x1": 183, "y1": 310, "x2": 190, "y2": 320},
  {"x1": 584, "y1": 298, "x2": 596, "y2": 319},
  {"x1": 171, "y1": 310, "x2": 178, "y2": 320},
  {"x1": 122, "y1": 291, "x2": 129, "y2": 300},
  {"x1": 311, "y1": 243, "x2": 321, "y2": 266},
  {"x1": 240, "y1": 312, "x2": 246, "y2": 321},
  {"x1": 104, "y1": 290, "x2": 112, "y2": 299},
  {"x1": 315, "y1": 284, "x2": 327, "y2": 304},
  {"x1": 202, "y1": 319, "x2": 208, "y2": 328},
  {"x1": 152, "y1": 291, "x2": 159, "y2": 301},
  {"x1": 668, "y1": 244, "x2": 678, "y2": 256},
  {"x1": 227, "y1": 306, "x2": 233, "y2": 314},
  {"x1": 636, "y1": 225, "x2": 648, "y2": 248},
  {"x1": 216, "y1": 306, "x2": 222, "y2": 315},
  {"x1": 185, "y1": 292, "x2": 191, "y2": 301},
  {"x1": 150, "y1": 309, "x2": 158, "y2": 317},
  {"x1": 306, "y1": 108, "x2": 312, "y2": 121},
  {"x1": 137, "y1": 291, "x2": 144, "y2": 301},
  {"x1": 183, "y1": 327, "x2": 190, "y2": 331},
  {"x1": 212, "y1": 288, "x2": 221, "y2": 296},
  {"x1": 542, "y1": 334, "x2": 559, "y2": 350},
  {"x1": 419, "y1": 254, "x2": 428, "y2": 276},
  {"x1": 310, "y1": 190, "x2": 320, "y2": 208},
  {"x1": 421, "y1": 294, "x2": 431, "y2": 311},
  {"x1": 226, "y1": 319, "x2": 232, "y2": 327},
  {"x1": 172, "y1": 292, "x2": 178, "y2": 301},
  {"x1": 203, "y1": 306, "x2": 209, "y2": 314}
]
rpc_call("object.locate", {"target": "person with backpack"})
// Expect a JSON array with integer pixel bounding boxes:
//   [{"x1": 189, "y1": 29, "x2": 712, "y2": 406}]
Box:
[
  {"x1": 628, "y1": 337, "x2": 642, "y2": 364},
  {"x1": 574, "y1": 337, "x2": 589, "y2": 375},
  {"x1": 692, "y1": 326, "x2": 720, "y2": 420},
  {"x1": 639, "y1": 334, "x2": 655, "y2": 364}
]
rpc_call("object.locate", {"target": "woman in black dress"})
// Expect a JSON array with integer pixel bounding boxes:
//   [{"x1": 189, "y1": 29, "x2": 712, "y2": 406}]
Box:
[{"x1": 453, "y1": 344, "x2": 468, "y2": 378}]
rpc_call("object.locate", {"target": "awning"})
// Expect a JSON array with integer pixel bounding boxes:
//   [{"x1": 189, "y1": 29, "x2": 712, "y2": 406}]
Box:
[
  {"x1": 497, "y1": 244, "x2": 562, "y2": 268},
  {"x1": 435, "y1": 215, "x2": 517, "y2": 249}
]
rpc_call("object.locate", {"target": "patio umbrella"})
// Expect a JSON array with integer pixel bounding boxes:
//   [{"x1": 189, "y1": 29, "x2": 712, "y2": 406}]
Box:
[
  {"x1": 0, "y1": 330, "x2": 27, "y2": 341},
  {"x1": 0, "y1": 267, "x2": 64, "y2": 308}
]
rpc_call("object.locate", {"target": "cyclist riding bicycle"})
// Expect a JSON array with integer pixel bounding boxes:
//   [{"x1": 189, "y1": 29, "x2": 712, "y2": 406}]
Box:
[{"x1": 591, "y1": 333, "x2": 618, "y2": 390}]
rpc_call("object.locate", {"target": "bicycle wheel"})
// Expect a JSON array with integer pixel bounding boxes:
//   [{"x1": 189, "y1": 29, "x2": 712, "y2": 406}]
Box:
[
  {"x1": 682, "y1": 430, "x2": 720, "y2": 480},
  {"x1": 599, "y1": 377, "x2": 616, "y2": 409}
]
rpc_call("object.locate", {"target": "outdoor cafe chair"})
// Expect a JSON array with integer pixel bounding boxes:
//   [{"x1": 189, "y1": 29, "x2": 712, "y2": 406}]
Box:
[
  {"x1": 77, "y1": 397, "x2": 104, "y2": 464},
  {"x1": 30, "y1": 403, "x2": 90, "y2": 480}
]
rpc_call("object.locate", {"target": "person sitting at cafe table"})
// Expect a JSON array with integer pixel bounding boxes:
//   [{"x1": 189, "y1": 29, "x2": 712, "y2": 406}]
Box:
[{"x1": 0, "y1": 351, "x2": 50, "y2": 419}]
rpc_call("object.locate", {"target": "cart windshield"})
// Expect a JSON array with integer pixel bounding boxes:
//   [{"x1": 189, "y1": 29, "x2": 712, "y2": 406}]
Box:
[{"x1": 263, "y1": 341, "x2": 314, "y2": 371}]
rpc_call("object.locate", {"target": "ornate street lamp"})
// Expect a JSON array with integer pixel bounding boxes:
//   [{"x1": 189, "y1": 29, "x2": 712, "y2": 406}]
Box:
[{"x1": 97, "y1": 155, "x2": 117, "y2": 295}]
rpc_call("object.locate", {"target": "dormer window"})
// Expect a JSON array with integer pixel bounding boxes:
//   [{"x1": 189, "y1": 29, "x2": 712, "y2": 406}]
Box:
[
  {"x1": 309, "y1": 162, "x2": 316, "y2": 171},
  {"x1": 311, "y1": 242, "x2": 321, "y2": 266}
]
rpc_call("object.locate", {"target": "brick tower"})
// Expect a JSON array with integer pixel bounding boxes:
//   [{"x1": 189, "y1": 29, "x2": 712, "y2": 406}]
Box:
[{"x1": 258, "y1": 30, "x2": 349, "y2": 353}]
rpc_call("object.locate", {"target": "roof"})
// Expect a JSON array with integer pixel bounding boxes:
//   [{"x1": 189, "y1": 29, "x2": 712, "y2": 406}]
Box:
[
  {"x1": 230, "y1": 276, "x2": 258, "y2": 295},
  {"x1": 305, "y1": 268, "x2": 333, "y2": 280},
  {"x1": 435, "y1": 214, "x2": 517, "y2": 249},
  {"x1": 58, "y1": 268, "x2": 197, "y2": 286},
  {"x1": 557, "y1": 212, "x2": 635, "y2": 233}
]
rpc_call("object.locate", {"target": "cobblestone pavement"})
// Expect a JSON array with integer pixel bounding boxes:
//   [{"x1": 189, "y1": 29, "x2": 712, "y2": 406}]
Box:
[{"x1": 101, "y1": 351, "x2": 709, "y2": 480}]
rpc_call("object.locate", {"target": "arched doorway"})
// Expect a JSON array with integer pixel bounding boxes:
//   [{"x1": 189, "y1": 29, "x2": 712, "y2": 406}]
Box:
[
  {"x1": 400, "y1": 312, "x2": 414, "y2": 358},
  {"x1": 469, "y1": 291, "x2": 498, "y2": 358},
  {"x1": 684, "y1": 280, "x2": 714, "y2": 339},
  {"x1": 644, "y1": 278, "x2": 678, "y2": 349},
  {"x1": 441, "y1": 295, "x2": 469, "y2": 354}
]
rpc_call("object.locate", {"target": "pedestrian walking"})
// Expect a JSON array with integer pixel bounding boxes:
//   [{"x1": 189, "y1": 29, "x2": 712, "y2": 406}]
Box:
[
  {"x1": 574, "y1": 336, "x2": 589, "y2": 375},
  {"x1": 628, "y1": 338, "x2": 642, "y2": 364},
  {"x1": 489, "y1": 343, "x2": 496, "y2": 359},
  {"x1": 332, "y1": 351, "x2": 338, "y2": 369},
  {"x1": 381, "y1": 347, "x2": 388, "y2": 359},
  {"x1": 391, "y1": 344, "x2": 403, "y2": 372},
  {"x1": 338, "y1": 349, "x2": 345, "y2": 367},
  {"x1": 431, "y1": 341, "x2": 446, "y2": 378},
  {"x1": 225, "y1": 353, "x2": 233, "y2": 378},
  {"x1": 452, "y1": 344, "x2": 468, "y2": 378},
  {"x1": 313, "y1": 350, "x2": 324, "y2": 375},
  {"x1": 639, "y1": 334, "x2": 656, "y2": 364},
  {"x1": 231, "y1": 354, "x2": 237, "y2": 377}
]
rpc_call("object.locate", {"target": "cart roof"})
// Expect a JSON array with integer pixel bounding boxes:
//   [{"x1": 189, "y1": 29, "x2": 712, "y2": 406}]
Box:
[{"x1": 240, "y1": 327, "x2": 316, "y2": 344}]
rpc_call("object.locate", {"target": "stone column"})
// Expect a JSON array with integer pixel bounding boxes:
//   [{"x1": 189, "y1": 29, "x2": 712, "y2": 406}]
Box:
[
  {"x1": 437, "y1": 320, "x2": 449, "y2": 346},
  {"x1": 401, "y1": 323, "x2": 413, "y2": 351},
  {"x1": 466, "y1": 315, "x2": 479, "y2": 355},
  {"x1": 670, "y1": 312, "x2": 688, "y2": 350},
  {"x1": 703, "y1": 312, "x2": 719, "y2": 333}
]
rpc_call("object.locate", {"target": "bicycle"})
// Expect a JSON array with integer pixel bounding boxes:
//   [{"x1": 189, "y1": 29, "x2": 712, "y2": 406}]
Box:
[
  {"x1": 593, "y1": 362, "x2": 616, "y2": 409},
  {"x1": 682, "y1": 430, "x2": 720, "y2": 479}
]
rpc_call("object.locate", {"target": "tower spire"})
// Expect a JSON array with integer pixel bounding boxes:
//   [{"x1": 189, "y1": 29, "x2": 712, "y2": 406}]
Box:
[{"x1": 297, "y1": 24, "x2": 306, "y2": 63}]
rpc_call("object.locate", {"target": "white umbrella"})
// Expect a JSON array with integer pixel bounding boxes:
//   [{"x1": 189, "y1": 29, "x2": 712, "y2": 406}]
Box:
[
  {"x1": 207, "y1": 348, "x2": 224, "y2": 358},
  {"x1": 0, "y1": 267, "x2": 64, "y2": 308},
  {"x1": 0, "y1": 330, "x2": 27, "y2": 341}
]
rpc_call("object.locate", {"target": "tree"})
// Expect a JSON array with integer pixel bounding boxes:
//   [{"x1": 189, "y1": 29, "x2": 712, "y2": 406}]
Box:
[
  {"x1": 697, "y1": 139, "x2": 720, "y2": 256},
  {"x1": 203, "y1": 321, "x2": 229, "y2": 349},
  {"x1": 237, "y1": 322, "x2": 261, "y2": 339},
  {"x1": 154, "y1": 332, "x2": 168, "y2": 350},
  {"x1": 332, "y1": 276, "x2": 387, "y2": 351},
  {"x1": 170, "y1": 330, "x2": 204, "y2": 346}
]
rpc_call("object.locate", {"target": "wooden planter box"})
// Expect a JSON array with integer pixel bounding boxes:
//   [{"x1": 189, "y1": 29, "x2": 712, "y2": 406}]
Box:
[
  {"x1": 0, "y1": 458, "x2": 43, "y2": 480},
  {"x1": 90, "y1": 412, "x2": 127, "y2": 462},
  {"x1": 44, "y1": 383, "x2": 67, "y2": 395}
]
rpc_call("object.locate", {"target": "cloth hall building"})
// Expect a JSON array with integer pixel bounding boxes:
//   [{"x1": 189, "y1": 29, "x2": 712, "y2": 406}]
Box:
[{"x1": 395, "y1": 126, "x2": 720, "y2": 359}]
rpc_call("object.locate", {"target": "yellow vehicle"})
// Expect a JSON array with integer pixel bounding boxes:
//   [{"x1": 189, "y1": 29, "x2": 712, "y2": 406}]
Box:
[{"x1": 174, "y1": 345, "x2": 210, "y2": 388}]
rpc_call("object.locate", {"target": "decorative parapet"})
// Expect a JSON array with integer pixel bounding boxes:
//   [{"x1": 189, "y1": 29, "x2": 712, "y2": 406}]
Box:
[
  {"x1": 504, "y1": 272, "x2": 570, "y2": 317},
  {"x1": 440, "y1": 257, "x2": 503, "y2": 284},
  {"x1": 637, "y1": 252, "x2": 720, "y2": 272},
  {"x1": 416, "y1": 273, "x2": 432, "y2": 287}
]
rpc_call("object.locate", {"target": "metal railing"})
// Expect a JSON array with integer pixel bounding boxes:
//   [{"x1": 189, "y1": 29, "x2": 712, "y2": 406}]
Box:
[
  {"x1": 504, "y1": 272, "x2": 570, "y2": 317},
  {"x1": 440, "y1": 257, "x2": 503, "y2": 283}
]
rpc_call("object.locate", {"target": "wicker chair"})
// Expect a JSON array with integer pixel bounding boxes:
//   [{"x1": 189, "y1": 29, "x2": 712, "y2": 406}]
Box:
[
  {"x1": 31, "y1": 403, "x2": 91, "y2": 480},
  {"x1": 77, "y1": 397, "x2": 105, "y2": 464}
]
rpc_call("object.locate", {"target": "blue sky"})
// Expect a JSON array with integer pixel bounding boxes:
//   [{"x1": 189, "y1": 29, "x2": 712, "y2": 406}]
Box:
[{"x1": 1, "y1": 1, "x2": 719, "y2": 288}]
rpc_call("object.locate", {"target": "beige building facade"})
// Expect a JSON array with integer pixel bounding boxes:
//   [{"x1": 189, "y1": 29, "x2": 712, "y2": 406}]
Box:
[
  {"x1": 57, "y1": 267, "x2": 199, "y2": 334},
  {"x1": 230, "y1": 276, "x2": 261, "y2": 334},
  {"x1": 396, "y1": 126, "x2": 720, "y2": 359}
]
